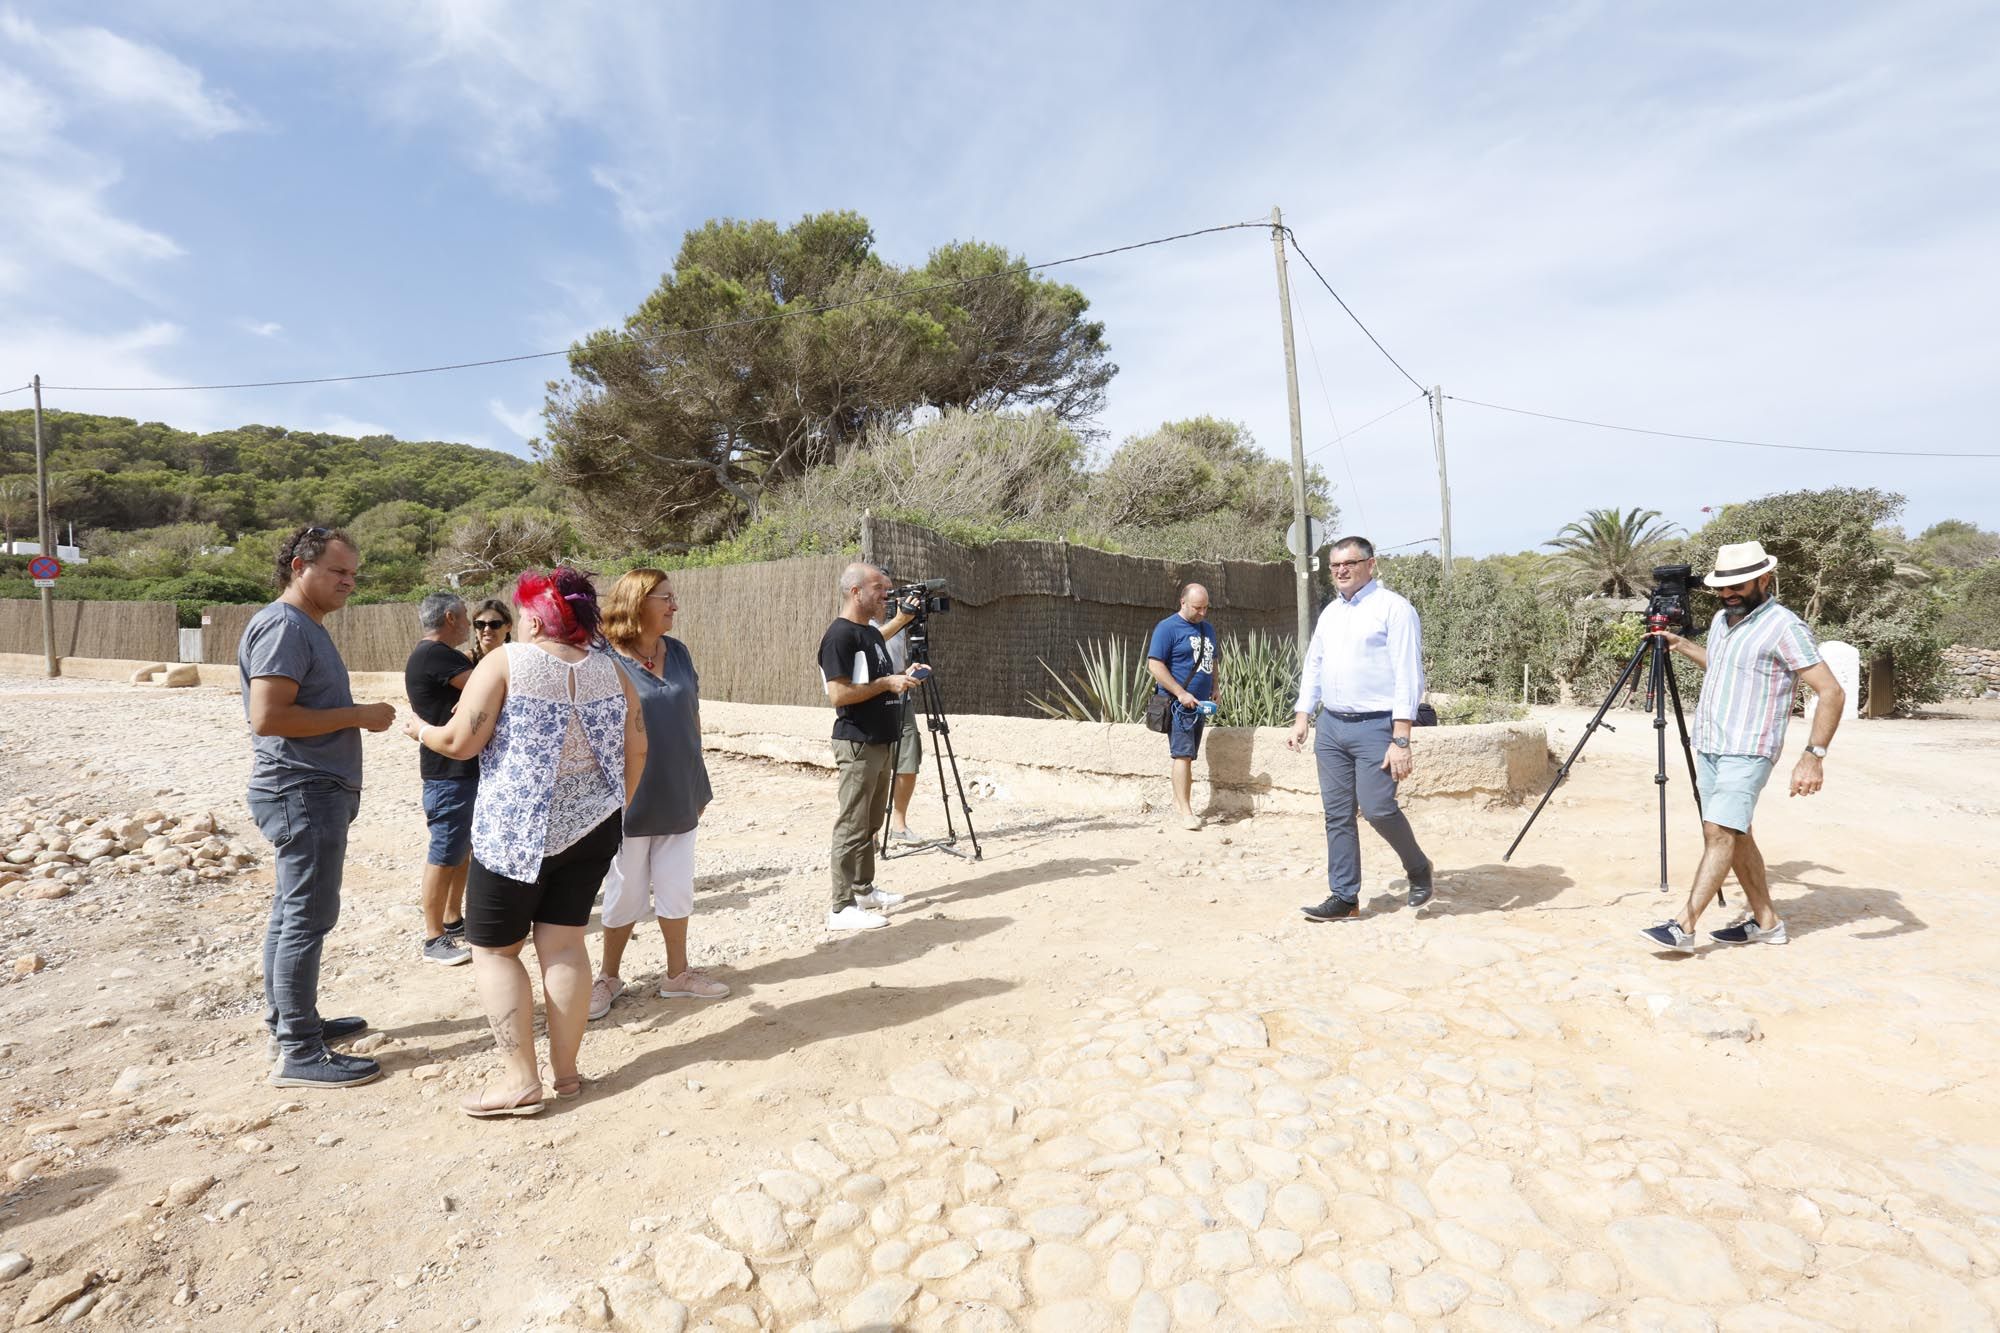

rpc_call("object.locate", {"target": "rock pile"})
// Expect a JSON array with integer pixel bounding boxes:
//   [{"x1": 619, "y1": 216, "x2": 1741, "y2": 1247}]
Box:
[
  {"x1": 0, "y1": 800, "x2": 257, "y2": 903},
  {"x1": 1943, "y1": 644, "x2": 2000, "y2": 697}
]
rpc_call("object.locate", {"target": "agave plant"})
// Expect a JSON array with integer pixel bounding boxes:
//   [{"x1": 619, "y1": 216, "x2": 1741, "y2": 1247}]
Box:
[
  {"x1": 1029, "y1": 637, "x2": 1152, "y2": 723},
  {"x1": 1218, "y1": 629, "x2": 1304, "y2": 727}
]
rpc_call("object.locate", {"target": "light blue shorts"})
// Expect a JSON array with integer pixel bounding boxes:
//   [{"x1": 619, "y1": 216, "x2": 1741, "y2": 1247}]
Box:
[{"x1": 1696, "y1": 753, "x2": 1775, "y2": 834}]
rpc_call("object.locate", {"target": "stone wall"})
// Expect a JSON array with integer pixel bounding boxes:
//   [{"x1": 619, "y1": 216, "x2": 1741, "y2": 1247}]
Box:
[
  {"x1": 1943, "y1": 643, "x2": 2000, "y2": 697},
  {"x1": 698, "y1": 701, "x2": 1552, "y2": 817}
]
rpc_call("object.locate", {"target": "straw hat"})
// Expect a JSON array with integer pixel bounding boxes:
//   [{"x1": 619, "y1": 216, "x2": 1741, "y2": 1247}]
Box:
[{"x1": 1703, "y1": 539, "x2": 1779, "y2": 588}]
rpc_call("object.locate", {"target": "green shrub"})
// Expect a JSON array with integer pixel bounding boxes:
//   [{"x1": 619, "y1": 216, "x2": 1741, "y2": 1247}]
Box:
[
  {"x1": 1217, "y1": 629, "x2": 1303, "y2": 727},
  {"x1": 1432, "y1": 694, "x2": 1529, "y2": 725}
]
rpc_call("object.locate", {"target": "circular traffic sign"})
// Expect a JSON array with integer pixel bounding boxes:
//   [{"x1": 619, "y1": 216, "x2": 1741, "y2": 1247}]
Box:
[{"x1": 26, "y1": 555, "x2": 61, "y2": 580}]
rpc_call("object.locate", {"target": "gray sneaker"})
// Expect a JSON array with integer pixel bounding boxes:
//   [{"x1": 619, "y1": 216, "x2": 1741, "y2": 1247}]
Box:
[
  {"x1": 423, "y1": 934, "x2": 472, "y2": 966},
  {"x1": 1710, "y1": 917, "x2": 1788, "y2": 946},
  {"x1": 269, "y1": 1050, "x2": 382, "y2": 1089},
  {"x1": 1640, "y1": 920, "x2": 1699, "y2": 953}
]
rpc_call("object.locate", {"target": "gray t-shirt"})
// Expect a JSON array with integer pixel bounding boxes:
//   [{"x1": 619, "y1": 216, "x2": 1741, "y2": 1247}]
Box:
[
  {"x1": 239, "y1": 600, "x2": 363, "y2": 793},
  {"x1": 614, "y1": 638, "x2": 712, "y2": 837}
]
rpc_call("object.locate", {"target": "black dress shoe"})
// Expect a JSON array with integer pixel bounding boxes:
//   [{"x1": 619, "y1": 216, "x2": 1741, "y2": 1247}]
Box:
[
  {"x1": 1407, "y1": 861, "x2": 1435, "y2": 909},
  {"x1": 1301, "y1": 896, "x2": 1359, "y2": 922}
]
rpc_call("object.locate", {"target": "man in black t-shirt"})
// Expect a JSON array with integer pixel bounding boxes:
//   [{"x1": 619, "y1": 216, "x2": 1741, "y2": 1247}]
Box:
[
  {"x1": 818, "y1": 563, "x2": 922, "y2": 931},
  {"x1": 403, "y1": 591, "x2": 476, "y2": 966}
]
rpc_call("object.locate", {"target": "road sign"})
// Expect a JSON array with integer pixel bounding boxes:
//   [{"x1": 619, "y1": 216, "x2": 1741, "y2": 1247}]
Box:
[
  {"x1": 1285, "y1": 516, "x2": 1327, "y2": 557},
  {"x1": 27, "y1": 555, "x2": 61, "y2": 581}
]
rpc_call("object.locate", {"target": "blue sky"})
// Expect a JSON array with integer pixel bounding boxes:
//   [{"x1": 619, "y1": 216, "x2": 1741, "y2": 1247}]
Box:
[{"x1": 3, "y1": 1, "x2": 1996, "y2": 555}]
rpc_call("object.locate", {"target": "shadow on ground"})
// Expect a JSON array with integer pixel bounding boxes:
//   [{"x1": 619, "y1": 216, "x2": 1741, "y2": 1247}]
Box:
[{"x1": 1766, "y1": 859, "x2": 1926, "y2": 940}]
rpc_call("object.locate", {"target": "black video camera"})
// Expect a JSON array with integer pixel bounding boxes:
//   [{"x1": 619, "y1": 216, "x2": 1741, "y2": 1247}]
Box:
[
  {"x1": 1644, "y1": 564, "x2": 1703, "y2": 637},
  {"x1": 889, "y1": 578, "x2": 951, "y2": 617}
]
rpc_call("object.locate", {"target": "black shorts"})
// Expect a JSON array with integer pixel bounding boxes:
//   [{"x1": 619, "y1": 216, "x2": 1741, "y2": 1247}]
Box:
[{"x1": 465, "y1": 813, "x2": 622, "y2": 948}]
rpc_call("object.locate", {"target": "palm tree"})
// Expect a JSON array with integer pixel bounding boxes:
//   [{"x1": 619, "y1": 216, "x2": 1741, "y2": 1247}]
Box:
[{"x1": 1543, "y1": 507, "x2": 1680, "y2": 597}]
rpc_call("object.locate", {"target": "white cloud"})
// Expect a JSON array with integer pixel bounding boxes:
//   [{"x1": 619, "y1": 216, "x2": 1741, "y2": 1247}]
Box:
[
  {"x1": 589, "y1": 164, "x2": 673, "y2": 234},
  {"x1": 487, "y1": 397, "x2": 541, "y2": 441},
  {"x1": 0, "y1": 153, "x2": 182, "y2": 296},
  {"x1": 240, "y1": 319, "x2": 284, "y2": 338},
  {"x1": 0, "y1": 66, "x2": 62, "y2": 147},
  {"x1": 0, "y1": 11, "x2": 252, "y2": 138}
]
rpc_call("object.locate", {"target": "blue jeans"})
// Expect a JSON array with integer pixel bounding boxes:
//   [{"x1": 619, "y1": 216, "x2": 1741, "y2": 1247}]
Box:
[
  {"x1": 1313, "y1": 712, "x2": 1430, "y2": 904},
  {"x1": 421, "y1": 776, "x2": 477, "y2": 866},
  {"x1": 248, "y1": 778, "x2": 361, "y2": 1060}
]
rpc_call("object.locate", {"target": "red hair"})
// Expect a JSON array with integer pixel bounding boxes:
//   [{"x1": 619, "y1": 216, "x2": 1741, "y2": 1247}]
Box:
[{"x1": 514, "y1": 567, "x2": 602, "y2": 646}]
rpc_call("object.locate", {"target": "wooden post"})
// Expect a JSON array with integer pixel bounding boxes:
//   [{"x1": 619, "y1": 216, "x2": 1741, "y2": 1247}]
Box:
[
  {"x1": 32, "y1": 374, "x2": 58, "y2": 678},
  {"x1": 1430, "y1": 385, "x2": 1453, "y2": 581},
  {"x1": 1268, "y1": 207, "x2": 1312, "y2": 652}
]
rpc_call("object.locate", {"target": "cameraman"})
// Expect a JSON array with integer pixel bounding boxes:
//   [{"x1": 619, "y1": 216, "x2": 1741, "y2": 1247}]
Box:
[
  {"x1": 818, "y1": 563, "x2": 923, "y2": 931},
  {"x1": 1642, "y1": 540, "x2": 1845, "y2": 953},
  {"x1": 872, "y1": 588, "x2": 923, "y2": 841}
]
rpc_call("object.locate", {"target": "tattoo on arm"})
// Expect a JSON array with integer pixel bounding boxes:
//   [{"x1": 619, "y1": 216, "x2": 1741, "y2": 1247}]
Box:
[{"x1": 467, "y1": 709, "x2": 489, "y2": 733}]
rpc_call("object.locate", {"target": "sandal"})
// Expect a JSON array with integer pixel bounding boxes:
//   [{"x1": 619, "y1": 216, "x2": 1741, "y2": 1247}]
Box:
[
  {"x1": 545, "y1": 1069, "x2": 587, "y2": 1100},
  {"x1": 461, "y1": 1084, "x2": 545, "y2": 1119}
]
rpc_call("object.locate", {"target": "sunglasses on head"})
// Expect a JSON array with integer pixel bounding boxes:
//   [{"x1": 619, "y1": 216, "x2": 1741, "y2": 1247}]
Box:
[{"x1": 473, "y1": 619, "x2": 508, "y2": 630}]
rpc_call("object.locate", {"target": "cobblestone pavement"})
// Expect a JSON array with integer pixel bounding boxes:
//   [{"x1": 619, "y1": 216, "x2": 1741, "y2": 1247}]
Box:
[{"x1": 549, "y1": 916, "x2": 2000, "y2": 1332}]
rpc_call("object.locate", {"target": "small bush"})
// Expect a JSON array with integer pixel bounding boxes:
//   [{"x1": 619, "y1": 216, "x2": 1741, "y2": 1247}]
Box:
[{"x1": 1029, "y1": 638, "x2": 1151, "y2": 724}]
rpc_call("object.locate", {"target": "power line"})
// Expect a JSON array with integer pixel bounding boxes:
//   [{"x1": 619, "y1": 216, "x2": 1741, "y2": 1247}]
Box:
[
  {"x1": 1291, "y1": 296, "x2": 1370, "y2": 535},
  {"x1": 1447, "y1": 395, "x2": 2000, "y2": 460},
  {"x1": 1302, "y1": 392, "x2": 1428, "y2": 462},
  {"x1": 1279, "y1": 229, "x2": 1429, "y2": 395},
  {"x1": 0, "y1": 383, "x2": 32, "y2": 398},
  {"x1": 36, "y1": 219, "x2": 1273, "y2": 394}
]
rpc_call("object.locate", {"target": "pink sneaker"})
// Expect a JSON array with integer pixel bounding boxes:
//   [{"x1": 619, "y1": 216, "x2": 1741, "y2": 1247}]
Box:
[
  {"x1": 588, "y1": 975, "x2": 625, "y2": 1021},
  {"x1": 658, "y1": 969, "x2": 729, "y2": 1000}
]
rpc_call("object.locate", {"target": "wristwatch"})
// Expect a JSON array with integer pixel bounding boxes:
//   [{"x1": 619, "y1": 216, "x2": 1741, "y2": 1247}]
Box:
[
  {"x1": 1390, "y1": 736, "x2": 1410, "y2": 749},
  {"x1": 1805, "y1": 744, "x2": 1828, "y2": 758}
]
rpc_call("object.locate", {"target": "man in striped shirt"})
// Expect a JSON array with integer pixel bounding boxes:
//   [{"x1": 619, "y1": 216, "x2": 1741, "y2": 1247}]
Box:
[{"x1": 1641, "y1": 540, "x2": 1846, "y2": 952}]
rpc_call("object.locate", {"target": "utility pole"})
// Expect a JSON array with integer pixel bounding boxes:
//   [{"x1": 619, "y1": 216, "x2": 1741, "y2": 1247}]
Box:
[
  {"x1": 31, "y1": 374, "x2": 58, "y2": 678},
  {"x1": 1430, "y1": 385, "x2": 1454, "y2": 581},
  {"x1": 1269, "y1": 207, "x2": 1312, "y2": 651}
]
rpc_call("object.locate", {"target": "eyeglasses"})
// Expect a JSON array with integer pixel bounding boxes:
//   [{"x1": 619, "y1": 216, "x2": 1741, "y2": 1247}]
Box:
[
  {"x1": 472, "y1": 619, "x2": 509, "y2": 630},
  {"x1": 645, "y1": 593, "x2": 677, "y2": 604},
  {"x1": 1329, "y1": 558, "x2": 1374, "y2": 570}
]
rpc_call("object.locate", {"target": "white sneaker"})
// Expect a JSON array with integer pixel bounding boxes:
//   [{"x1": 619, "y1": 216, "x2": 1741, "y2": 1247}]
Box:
[
  {"x1": 857, "y1": 886, "x2": 905, "y2": 909},
  {"x1": 827, "y1": 905, "x2": 889, "y2": 931}
]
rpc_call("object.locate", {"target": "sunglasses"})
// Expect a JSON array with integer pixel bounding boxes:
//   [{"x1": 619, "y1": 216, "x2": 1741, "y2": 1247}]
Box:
[{"x1": 472, "y1": 619, "x2": 509, "y2": 630}]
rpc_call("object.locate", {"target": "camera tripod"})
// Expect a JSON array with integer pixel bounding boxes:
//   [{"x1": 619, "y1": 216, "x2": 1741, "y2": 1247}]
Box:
[
  {"x1": 1504, "y1": 620, "x2": 1720, "y2": 900},
  {"x1": 879, "y1": 611, "x2": 982, "y2": 862}
]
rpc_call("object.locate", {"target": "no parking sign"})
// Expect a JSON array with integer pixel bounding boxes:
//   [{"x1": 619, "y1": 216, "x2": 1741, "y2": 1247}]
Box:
[{"x1": 27, "y1": 554, "x2": 60, "y2": 588}]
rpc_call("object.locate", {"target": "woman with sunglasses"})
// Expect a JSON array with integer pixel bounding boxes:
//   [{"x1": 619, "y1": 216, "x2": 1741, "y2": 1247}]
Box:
[
  {"x1": 468, "y1": 599, "x2": 514, "y2": 662},
  {"x1": 404, "y1": 568, "x2": 645, "y2": 1117},
  {"x1": 589, "y1": 568, "x2": 726, "y2": 1020}
]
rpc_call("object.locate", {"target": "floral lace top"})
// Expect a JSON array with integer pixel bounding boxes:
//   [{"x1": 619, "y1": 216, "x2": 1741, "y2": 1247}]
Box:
[{"x1": 470, "y1": 643, "x2": 626, "y2": 881}]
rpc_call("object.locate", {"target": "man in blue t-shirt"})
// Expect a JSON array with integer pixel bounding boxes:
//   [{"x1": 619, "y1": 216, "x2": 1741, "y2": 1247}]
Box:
[{"x1": 1147, "y1": 582, "x2": 1220, "y2": 830}]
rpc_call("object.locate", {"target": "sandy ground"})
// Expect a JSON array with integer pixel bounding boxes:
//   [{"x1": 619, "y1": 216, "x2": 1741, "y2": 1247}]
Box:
[{"x1": 1, "y1": 676, "x2": 1997, "y2": 1332}]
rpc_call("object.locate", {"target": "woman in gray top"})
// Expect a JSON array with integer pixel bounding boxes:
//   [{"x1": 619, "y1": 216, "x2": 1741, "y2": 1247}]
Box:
[{"x1": 590, "y1": 568, "x2": 725, "y2": 1019}]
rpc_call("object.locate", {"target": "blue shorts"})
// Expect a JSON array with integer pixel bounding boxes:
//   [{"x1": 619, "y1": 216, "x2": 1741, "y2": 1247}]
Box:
[
  {"x1": 1695, "y1": 753, "x2": 1775, "y2": 834},
  {"x1": 421, "y1": 776, "x2": 477, "y2": 866},
  {"x1": 1169, "y1": 701, "x2": 1207, "y2": 760}
]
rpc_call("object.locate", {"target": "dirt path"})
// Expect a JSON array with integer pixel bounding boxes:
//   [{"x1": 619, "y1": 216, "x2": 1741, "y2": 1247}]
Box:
[{"x1": 1, "y1": 678, "x2": 1996, "y2": 1331}]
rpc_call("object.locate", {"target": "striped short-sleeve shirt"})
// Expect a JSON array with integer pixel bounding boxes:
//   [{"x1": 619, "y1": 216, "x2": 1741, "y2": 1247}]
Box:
[{"x1": 1692, "y1": 599, "x2": 1822, "y2": 760}]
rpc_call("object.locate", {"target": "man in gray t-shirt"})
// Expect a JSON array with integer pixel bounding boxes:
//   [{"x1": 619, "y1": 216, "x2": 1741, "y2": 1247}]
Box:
[{"x1": 239, "y1": 526, "x2": 395, "y2": 1090}]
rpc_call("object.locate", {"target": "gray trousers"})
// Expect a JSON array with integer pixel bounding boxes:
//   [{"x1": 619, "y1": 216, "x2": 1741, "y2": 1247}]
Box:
[
  {"x1": 1314, "y1": 713, "x2": 1430, "y2": 904},
  {"x1": 247, "y1": 778, "x2": 361, "y2": 1059},
  {"x1": 830, "y1": 740, "x2": 893, "y2": 909}
]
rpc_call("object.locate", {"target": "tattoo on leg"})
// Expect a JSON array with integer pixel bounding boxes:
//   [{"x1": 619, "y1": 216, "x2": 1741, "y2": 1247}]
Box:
[{"x1": 489, "y1": 1005, "x2": 519, "y2": 1052}]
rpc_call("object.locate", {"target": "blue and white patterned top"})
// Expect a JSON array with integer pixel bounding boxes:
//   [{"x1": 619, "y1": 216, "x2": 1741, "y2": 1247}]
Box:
[{"x1": 471, "y1": 642, "x2": 627, "y2": 881}]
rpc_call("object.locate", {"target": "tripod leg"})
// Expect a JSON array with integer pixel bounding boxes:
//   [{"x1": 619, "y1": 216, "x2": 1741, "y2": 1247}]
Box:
[
  {"x1": 1662, "y1": 656, "x2": 1723, "y2": 906},
  {"x1": 1503, "y1": 635, "x2": 1653, "y2": 862},
  {"x1": 918, "y1": 680, "x2": 957, "y2": 842},
  {"x1": 1650, "y1": 639, "x2": 1671, "y2": 893},
  {"x1": 879, "y1": 711, "x2": 903, "y2": 859}
]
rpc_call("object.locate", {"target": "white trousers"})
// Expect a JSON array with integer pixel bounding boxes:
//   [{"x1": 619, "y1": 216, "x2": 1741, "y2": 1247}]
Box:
[{"x1": 600, "y1": 830, "x2": 696, "y2": 927}]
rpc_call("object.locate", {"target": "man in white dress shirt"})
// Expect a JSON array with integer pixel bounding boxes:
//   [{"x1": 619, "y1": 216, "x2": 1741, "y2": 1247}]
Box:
[{"x1": 1286, "y1": 536, "x2": 1434, "y2": 921}]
